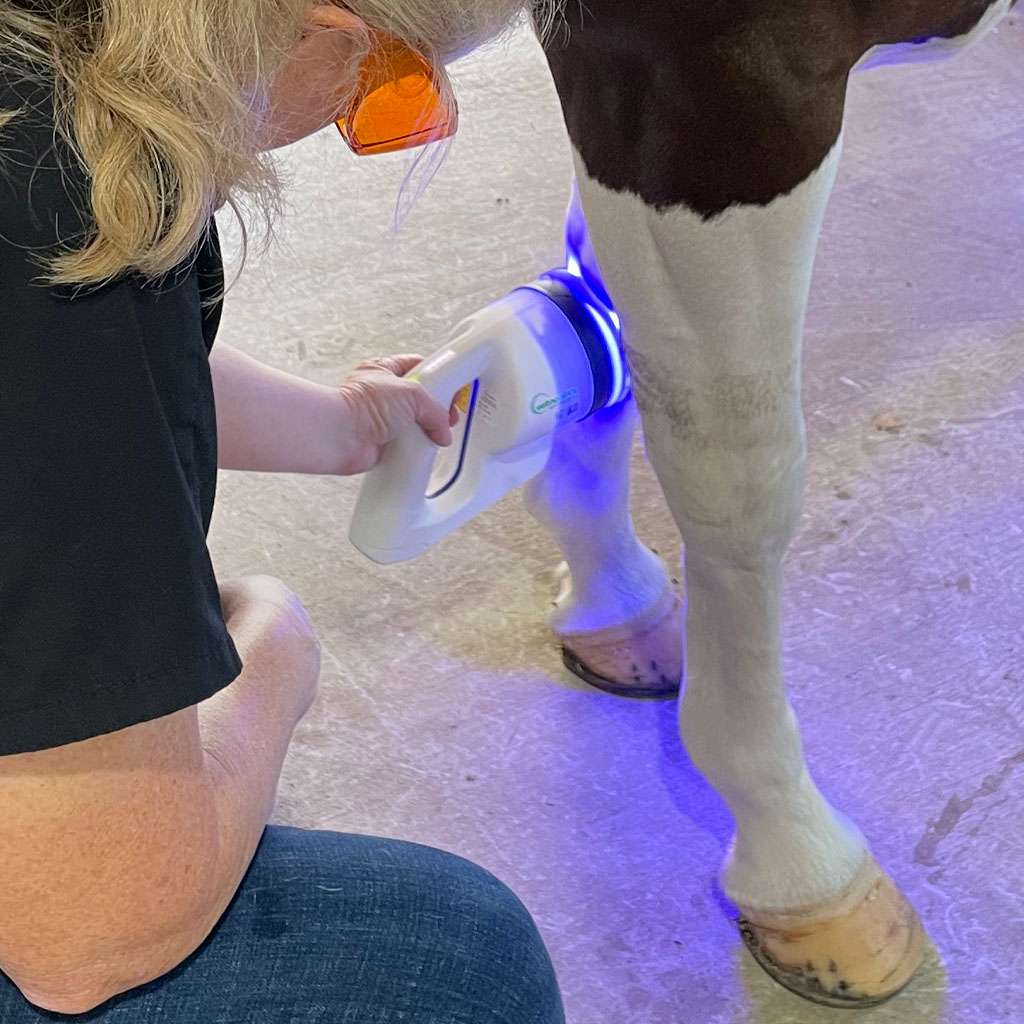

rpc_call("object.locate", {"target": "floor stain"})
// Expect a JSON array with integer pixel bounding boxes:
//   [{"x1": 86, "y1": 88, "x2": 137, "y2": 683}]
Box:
[{"x1": 914, "y1": 748, "x2": 1024, "y2": 866}]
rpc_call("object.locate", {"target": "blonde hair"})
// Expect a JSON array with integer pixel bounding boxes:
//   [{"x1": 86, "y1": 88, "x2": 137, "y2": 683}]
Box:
[{"x1": 0, "y1": 0, "x2": 546, "y2": 288}]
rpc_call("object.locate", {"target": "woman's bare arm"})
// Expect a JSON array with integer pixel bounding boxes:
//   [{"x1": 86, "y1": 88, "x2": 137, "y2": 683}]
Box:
[{"x1": 0, "y1": 576, "x2": 320, "y2": 1015}]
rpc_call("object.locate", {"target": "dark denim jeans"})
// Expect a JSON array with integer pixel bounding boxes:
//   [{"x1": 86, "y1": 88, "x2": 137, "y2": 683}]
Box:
[{"x1": 0, "y1": 825, "x2": 565, "y2": 1023}]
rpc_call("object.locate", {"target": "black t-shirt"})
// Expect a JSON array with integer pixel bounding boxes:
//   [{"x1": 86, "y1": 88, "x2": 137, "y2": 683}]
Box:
[{"x1": 0, "y1": 60, "x2": 243, "y2": 755}]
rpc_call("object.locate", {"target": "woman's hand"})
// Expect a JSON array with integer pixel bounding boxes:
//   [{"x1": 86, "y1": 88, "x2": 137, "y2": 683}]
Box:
[
  {"x1": 336, "y1": 355, "x2": 457, "y2": 475},
  {"x1": 209, "y1": 345, "x2": 455, "y2": 477}
]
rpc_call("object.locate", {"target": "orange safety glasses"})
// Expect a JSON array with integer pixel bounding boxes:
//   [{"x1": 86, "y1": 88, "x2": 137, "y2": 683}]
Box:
[{"x1": 336, "y1": 31, "x2": 459, "y2": 156}]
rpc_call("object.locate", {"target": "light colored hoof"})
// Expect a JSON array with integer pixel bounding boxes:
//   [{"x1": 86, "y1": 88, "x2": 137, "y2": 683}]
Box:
[
  {"x1": 558, "y1": 583, "x2": 683, "y2": 700},
  {"x1": 737, "y1": 856, "x2": 926, "y2": 1008}
]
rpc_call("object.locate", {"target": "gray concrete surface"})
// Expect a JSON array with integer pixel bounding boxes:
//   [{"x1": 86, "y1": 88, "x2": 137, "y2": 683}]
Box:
[{"x1": 211, "y1": 18, "x2": 1024, "y2": 1024}]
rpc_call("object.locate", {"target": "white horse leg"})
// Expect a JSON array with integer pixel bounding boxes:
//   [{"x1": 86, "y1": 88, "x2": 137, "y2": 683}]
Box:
[
  {"x1": 524, "y1": 186, "x2": 681, "y2": 698},
  {"x1": 534, "y1": 0, "x2": 1017, "y2": 1006},
  {"x1": 573, "y1": 140, "x2": 925, "y2": 1005}
]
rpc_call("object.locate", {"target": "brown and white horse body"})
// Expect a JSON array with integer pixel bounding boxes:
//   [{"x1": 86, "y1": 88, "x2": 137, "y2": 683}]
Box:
[{"x1": 524, "y1": 0, "x2": 1016, "y2": 1005}]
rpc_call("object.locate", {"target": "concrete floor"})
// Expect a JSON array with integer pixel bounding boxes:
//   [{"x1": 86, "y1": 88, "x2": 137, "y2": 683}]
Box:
[{"x1": 211, "y1": 18, "x2": 1024, "y2": 1024}]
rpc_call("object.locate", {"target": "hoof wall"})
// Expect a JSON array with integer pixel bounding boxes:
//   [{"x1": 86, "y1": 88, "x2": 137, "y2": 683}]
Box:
[
  {"x1": 737, "y1": 857, "x2": 926, "y2": 1008},
  {"x1": 558, "y1": 586, "x2": 682, "y2": 700}
]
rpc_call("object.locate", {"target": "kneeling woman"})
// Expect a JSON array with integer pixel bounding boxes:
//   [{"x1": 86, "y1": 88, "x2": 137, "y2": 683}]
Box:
[{"x1": 0, "y1": 2, "x2": 564, "y2": 1020}]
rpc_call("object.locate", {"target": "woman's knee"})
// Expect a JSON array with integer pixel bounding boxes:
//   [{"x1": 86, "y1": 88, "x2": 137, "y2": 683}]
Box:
[
  {"x1": 414, "y1": 845, "x2": 565, "y2": 1024},
  {"x1": 253, "y1": 827, "x2": 565, "y2": 1024}
]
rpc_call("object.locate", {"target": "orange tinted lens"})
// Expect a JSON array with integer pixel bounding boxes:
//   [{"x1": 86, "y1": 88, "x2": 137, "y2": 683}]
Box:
[
  {"x1": 348, "y1": 76, "x2": 455, "y2": 154},
  {"x1": 338, "y1": 40, "x2": 457, "y2": 155}
]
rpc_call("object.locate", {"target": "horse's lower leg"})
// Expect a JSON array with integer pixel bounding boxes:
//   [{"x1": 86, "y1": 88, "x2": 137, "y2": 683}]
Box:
[
  {"x1": 570, "y1": 137, "x2": 924, "y2": 1005},
  {"x1": 525, "y1": 397, "x2": 667, "y2": 636},
  {"x1": 524, "y1": 188, "x2": 680, "y2": 698}
]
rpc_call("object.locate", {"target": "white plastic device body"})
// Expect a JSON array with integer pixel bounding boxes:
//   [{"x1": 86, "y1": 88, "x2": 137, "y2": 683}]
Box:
[{"x1": 348, "y1": 280, "x2": 621, "y2": 564}]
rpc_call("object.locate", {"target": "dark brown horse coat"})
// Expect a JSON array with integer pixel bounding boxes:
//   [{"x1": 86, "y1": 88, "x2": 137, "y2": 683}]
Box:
[{"x1": 542, "y1": 0, "x2": 1012, "y2": 214}]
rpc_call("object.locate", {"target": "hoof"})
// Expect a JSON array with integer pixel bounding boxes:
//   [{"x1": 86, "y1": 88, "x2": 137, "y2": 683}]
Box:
[
  {"x1": 558, "y1": 584, "x2": 682, "y2": 700},
  {"x1": 737, "y1": 856, "x2": 926, "y2": 1008}
]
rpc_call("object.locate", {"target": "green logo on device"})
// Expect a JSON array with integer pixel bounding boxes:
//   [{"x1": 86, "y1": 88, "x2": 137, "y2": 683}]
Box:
[{"x1": 531, "y1": 388, "x2": 579, "y2": 415}]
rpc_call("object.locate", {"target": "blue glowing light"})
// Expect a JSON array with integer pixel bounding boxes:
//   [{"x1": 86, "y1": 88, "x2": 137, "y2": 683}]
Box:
[
  {"x1": 558, "y1": 187, "x2": 631, "y2": 412},
  {"x1": 585, "y1": 301, "x2": 628, "y2": 407}
]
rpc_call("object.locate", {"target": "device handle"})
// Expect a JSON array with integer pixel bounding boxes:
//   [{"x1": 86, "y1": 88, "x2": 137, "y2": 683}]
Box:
[{"x1": 349, "y1": 337, "x2": 495, "y2": 563}]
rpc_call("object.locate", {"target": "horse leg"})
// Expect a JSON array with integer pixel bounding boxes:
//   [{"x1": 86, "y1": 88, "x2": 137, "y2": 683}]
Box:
[
  {"x1": 541, "y1": 11, "x2": 925, "y2": 1006},
  {"x1": 524, "y1": 186, "x2": 682, "y2": 699}
]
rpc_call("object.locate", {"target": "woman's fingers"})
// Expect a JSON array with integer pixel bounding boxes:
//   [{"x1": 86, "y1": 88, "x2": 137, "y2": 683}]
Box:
[
  {"x1": 410, "y1": 385, "x2": 454, "y2": 447},
  {"x1": 350, "y1": 355, "x2": 460, "y2": 446},
  {"x1": 358, "y1": 354, "x2": 423, "y2": 377}
]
